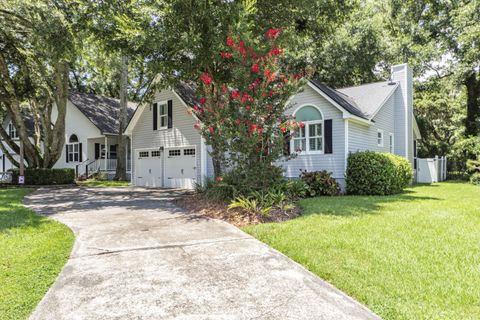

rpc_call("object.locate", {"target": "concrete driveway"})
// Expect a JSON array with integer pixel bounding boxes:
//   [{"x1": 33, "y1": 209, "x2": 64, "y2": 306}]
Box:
[{"x1": 24, "y1": 187, "x2": 379, "y2": 320}]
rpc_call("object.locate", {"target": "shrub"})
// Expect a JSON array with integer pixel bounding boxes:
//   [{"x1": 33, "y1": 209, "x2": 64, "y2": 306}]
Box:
[
  {"x1": 300, "y1": 170, "x2": 340, "y2": 196},
  {"x1": 346, "y1": 151, "x2": 412, "y2": 195},
  {"x1": 283, "y1": 179, "x2": 309, "y2": 199},
  {"x1": 10, "y1": 168, "x2": 75, "y2": 185},
  {"x1": 470, "y1": 172, "x2": 480, "y2": 186}
]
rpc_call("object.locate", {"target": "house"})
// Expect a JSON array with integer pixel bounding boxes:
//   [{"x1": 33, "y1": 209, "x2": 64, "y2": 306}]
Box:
[
  {"x1": 0, "y1": 92, "x2": 137, "y2": 179},
  {"x1": 125, "y1": 63, "x2": 421, "y2": 190}
]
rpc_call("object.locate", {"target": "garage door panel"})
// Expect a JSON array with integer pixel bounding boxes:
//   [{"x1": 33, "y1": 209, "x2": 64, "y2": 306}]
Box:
[
  {"x1": 135, "y1": 149, "x2": 162, "y2": 188},
  {"x1": 164, "y1": 147, "x2": 197, "y2": 189}
]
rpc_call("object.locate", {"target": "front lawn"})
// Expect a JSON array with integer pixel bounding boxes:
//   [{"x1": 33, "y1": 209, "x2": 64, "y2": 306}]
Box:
[
  {"x1": 0, "y1": 188, "x2": 74, "y2": 319},
  {"x1": 243, "y1": 182, "x2": 480, "y2": 320},
  {"x1": 77, "y1": 179, "x2": 130, "y2": 187}
]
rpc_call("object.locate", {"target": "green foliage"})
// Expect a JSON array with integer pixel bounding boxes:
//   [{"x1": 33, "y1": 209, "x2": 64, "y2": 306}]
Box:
[
  {"x1": 228, "y1": 196, "x2": 272, "y2": 216},
  {"x1": 10, "y1": 168, "x2": 75, "y2": 185},
  {"x1": 346, "y1": 151, "x2": 412, "y2": 195},
  {"x1": 282, "y1": 179, "x2": 310, "y2": 200},
  {"x1": 414, "y1": 78, "x2": 465, "y2": 158},
  {"x1": 300, "y1": 170, "x2": 340, "y2": 196},
  {"x1": 470, "y1": 172, "x2": 480, "y2": 186}
]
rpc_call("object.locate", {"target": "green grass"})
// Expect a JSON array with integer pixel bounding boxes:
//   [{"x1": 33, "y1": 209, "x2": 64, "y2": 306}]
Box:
[
  {"x1": 243, "y1": 182, "x2": 480, "y2": 320},
  {"x1": 77, "y1": 179, "x2": 130, "y2": 187},
  {"x1": 0, "y1": 188, "x2": 74, "y2": 320}
]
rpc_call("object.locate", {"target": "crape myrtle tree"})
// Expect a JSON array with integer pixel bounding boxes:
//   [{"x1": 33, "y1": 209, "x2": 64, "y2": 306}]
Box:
[{"x1": 192, "y1": 29, "x2": 309, "y2": 190}]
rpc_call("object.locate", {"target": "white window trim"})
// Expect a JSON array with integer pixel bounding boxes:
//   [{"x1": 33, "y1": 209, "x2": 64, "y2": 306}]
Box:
[
  {"x1": 389, "y1": 133, "x2": 394, "y2": 153},
  {"x1": 157, "y1": 100, "x2": 168, "y2": 130},
  {"x1": 290, "y1": 104, "x2": 325, "y2": 155},
  {"x1": 377, "y1": 129, "x2": 384, "y2": 147}
]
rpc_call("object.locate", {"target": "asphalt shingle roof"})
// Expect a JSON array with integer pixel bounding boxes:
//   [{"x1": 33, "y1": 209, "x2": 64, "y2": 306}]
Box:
[
  {"x1": 309, "y1": 80, "x2": 367, "y2": 119},
  {"x1": 337, "y1": 81, "x2": 399, "y2": 118},
  {"x1": 174, "y1": 82, "x2": 199, "y2": 107},
  {"x1": 69, "y1": 92, "x2": 138, "y2": 134}
]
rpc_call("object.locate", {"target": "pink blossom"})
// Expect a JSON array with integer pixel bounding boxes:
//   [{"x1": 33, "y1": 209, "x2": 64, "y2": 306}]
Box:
[{"x1": 200, "y1": 72, "x2": 213, "y2": 85}]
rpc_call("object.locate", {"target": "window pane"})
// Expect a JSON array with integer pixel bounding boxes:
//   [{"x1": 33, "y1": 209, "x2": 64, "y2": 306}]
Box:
[
  {"x1": 294, "y1": 138, "x2": 306, "y2": 152},
  {"x1": 298, "y1": 127, "x2": 305, "y2": 138},
  {"x1": 296, "y1": 106, "x2": 322, "y2": 121},
  {"x1": 161, "y1": 116, "x2": 166, "y2": 127},
  {"x1": 309, "y1": 137, "x2": 323, "y2": 151},
  {"x1": 74, "y1": 144, "x2": 79, "y2": 152},
  {"x1": 74, "y1": 153, "x2": 79, "y2": 162},
  {"x1": 160, "y1": 104, "x2": 167, "y2": 115}
]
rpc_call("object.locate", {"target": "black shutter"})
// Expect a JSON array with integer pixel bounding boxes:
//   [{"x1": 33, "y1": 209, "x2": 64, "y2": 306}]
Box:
[
  {"x1": 65, "y1": 144, "x2": 69, "y2": 163},
  {"x1": 95, "y1": 143, "x2": 100, "y2": 159},
  {"x1": 167, "y1": 100, "x2": 173, "y2": 128},
  {"x1": 153, "y1": 103, "x2": 158, "y2": 130},
  {"x1": 283, "y1": 132, "x2": 291, "y2": 156},
  {"x1": 79, "y1": 143, "x2": 83, "y2": 162},
  {"x1": 324, "y1": 119, "x2": 333, "y2": 154}
]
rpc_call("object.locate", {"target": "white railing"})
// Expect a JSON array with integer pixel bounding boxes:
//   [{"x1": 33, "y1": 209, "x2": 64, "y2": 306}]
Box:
[{"x1": 83, "y1": 158, "x2": 131, "y2": 176}]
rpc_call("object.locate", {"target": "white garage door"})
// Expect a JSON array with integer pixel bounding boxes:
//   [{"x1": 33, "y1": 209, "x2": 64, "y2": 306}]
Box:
[
  {"x1": 164, "y1": 147, "x2": 197, "y2": 189},
  {"x1": 135, "y1": 149, "x2": 162, "y2": 187}
]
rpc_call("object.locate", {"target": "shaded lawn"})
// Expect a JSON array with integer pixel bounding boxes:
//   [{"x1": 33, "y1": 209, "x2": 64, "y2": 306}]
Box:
[
  {"x1": 243, "y1": 182, "x2": 480, "y2": 320},
  {"x1": 0, "y1": 188, "x2": 74, "y2": 320},
  {"x1": 77, "y1": 179, "x2": 130, "y2": 187}
]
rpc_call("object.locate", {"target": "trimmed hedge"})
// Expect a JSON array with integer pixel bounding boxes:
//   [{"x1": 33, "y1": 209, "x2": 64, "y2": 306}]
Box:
[
  {"x1": 10, "y1": 168, "x2": 75, "y2": 185},
  {"x1": 346, "y1": 151, "x2": 412, "y2": 195}
]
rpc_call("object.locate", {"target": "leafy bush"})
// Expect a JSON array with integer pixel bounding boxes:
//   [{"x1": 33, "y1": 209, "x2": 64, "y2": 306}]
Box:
[
  {"x1": 470, "y1": 172, "x2": 480, "y2": 186},
  {"x1": 346, "y1": 151, "x2": 412, "y2": 195},
  {"x1": 228, "y1": 196, "x2": 272, "y2": 216},
  {"x1": 282, "y1": 179, "x2": 309, "y2": 199},
  {"x1": 10, "y1": 168, "x2": 75, "y2": 185},
  {"x1": 300, "y1": 170, "x2": 340, "y2": 196}
]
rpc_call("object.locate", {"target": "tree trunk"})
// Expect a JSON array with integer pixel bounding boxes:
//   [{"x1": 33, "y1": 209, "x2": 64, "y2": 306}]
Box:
[
  {"x1": 212, "y1": 155, "x2": 222, "y2": 178},
  {"x1": 464, "y1": 73, "x2": 480, "y2": 137},
  {"x1": 114, "y1": 55, "x2": 128, "y2": 181}
]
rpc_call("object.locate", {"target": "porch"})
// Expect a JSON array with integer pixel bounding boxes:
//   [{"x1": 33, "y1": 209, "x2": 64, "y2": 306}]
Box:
[{"x1": 75, "y1": 135, "x2": 132, "y2": 180}]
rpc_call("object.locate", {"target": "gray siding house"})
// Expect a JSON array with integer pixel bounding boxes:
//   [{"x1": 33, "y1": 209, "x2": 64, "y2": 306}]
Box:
[{"x1": 125, "y1": 63, "x2": 421, "y2": 189}]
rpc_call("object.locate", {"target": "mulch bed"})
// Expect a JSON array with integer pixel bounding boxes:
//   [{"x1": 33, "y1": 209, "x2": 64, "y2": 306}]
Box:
[{"x1": 173, "y1": 193, "x2": 301, "y2": 227}]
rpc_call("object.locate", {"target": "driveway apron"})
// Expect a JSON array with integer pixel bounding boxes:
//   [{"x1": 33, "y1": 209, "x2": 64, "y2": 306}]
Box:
[{"x1": 24, "y1": 187, "x2": 379, "y2": 320}]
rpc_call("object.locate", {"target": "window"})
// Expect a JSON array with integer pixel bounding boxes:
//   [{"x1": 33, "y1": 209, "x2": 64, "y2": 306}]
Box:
[
  {"x1": 158, "y1": 102, "x2": 168, "y2": 129},
  {"x1": 67, "y1": 134, "x2": 80, "y2": 162},
  {"x1": 8, "y1": 122, "x2": 18, "y2": 139},
  {"x1": 184, "y1": 148, "x2": 195, "y2": 155},
  {"x1": 151, "y1": 150, "x2": 161, "y2": 157},
  {"x1": 169, "y1": 149, "x2": 181, "y2": 157},
  {"x1": 389, "y1": 133, "x2": 394, "y2": 153},
  {"x1": 377, "y1": 130, "x2": 384, "y2": 147},
  {"x1": 291, "y1": 105, "x2": 323, "y2": 154},
  {"x1": 139, "y1": 151, "x2": 149, "y2": 158},
  {"x1": 109, "y1": 145, "x2": 117, "y2": 159}
]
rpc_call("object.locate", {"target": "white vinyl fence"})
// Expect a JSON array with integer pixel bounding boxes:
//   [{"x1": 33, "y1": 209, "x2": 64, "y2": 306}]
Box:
[{"x1": 416, "y1": 156, "x2": 447, "y2": 183}]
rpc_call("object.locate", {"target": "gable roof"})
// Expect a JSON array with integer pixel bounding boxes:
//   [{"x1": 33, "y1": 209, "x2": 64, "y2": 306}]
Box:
[
  {"x1": 69, "y1": 92, "x2": 138, "y2": 134},
  {"x1": 337, "y1": 81, "x2": 399, "y2": 119},
  {"x1": 309, "y1": 80, "x2": 368, "y2": 119}
]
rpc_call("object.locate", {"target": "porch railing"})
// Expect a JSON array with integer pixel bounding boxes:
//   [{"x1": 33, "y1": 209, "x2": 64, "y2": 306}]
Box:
[{"x1": 78, "y1": 158, "x2": 131, "y2": 178}]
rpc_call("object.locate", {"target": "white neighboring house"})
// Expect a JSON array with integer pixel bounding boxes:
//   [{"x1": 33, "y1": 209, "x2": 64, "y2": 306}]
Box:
[
  {"x1": 125, "y1": 63, "x2": 422, "y2": 190},
  {"x1": 0, "y1": 92, "x2": 137, "y2": 179}
]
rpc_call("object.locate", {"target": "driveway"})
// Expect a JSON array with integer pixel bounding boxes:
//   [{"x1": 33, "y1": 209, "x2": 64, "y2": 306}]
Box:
[{"x1": 25, "y1": 187, "x2": 379, "y2": 320}]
